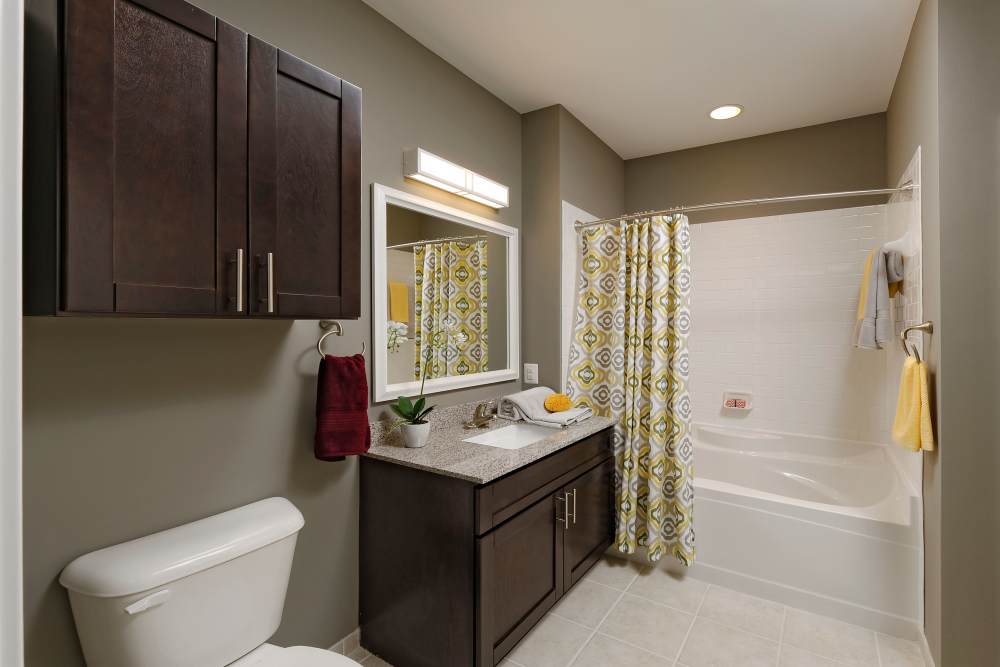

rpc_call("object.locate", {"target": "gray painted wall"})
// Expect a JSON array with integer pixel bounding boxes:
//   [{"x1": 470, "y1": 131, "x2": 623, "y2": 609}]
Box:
[
  {"x1": 22, "y1": 0, "x2": 521, "y2": 664},
  {"x1": 520, "y1": 105, "x2": 625, "y2": 390},
  {"x1": 889, "y1": 3, "x2": 1000, "y2": 662},
  {"x1": 885, "y1": 0, "x2": 941, "y2": 661},
  {"x1": 558, "y1": 106, "x2": 626, "y2": 221},
  {"x1": 521, "y1": 107, "x2": 563, "y2": 391},
  {"x1": 936, "y1": 0, "x2": 1000, "y2": 663},
  {"x1": 625, "y1": 114, "x2": 888, "y2": 223}
]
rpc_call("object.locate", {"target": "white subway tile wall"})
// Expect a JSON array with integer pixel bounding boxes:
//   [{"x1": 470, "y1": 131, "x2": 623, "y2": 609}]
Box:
[
  {"x1": 560, "y1": 201, "x2": 599, "y2": 393},
  {"x1": 883, "y1": 151, "x2": 924, "y2": 494},
  {"x1": 689, "y1": 206, "x2": 895, "y2": 443}
]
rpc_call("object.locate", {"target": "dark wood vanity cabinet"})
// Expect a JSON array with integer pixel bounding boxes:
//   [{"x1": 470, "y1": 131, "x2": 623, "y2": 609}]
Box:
[
  {"x1": 26, "y1": 0, "x2": 361, "y2": 318},
  {"x1": 561, "y1": 459, "x2": 614, "y2": 590},
  {"x1": 360, "y1": 428, "x2": 614, "y2": 667}
]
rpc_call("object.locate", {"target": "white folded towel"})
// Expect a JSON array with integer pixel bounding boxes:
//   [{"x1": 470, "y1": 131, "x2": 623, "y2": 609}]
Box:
[{"x1": 499, "y1": 387, "x2": 593, "y2": 428}]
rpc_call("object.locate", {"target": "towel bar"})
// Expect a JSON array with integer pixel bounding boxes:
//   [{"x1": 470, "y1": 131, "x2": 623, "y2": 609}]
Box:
[
  {"x1": 317, "y1": 320, "x2": 366, "y2": 358},
  {"x1": 900, "y1": 321, "x2": 933, "y2": 363}
]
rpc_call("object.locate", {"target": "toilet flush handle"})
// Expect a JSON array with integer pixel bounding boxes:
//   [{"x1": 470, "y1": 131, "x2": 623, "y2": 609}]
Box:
[{"x1": 124, "y1": 589, "x2": 171, "y2": 615}]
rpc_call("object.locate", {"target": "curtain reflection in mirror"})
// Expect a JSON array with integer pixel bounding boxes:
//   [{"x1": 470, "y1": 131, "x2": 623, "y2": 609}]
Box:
[{"x1": 414, "y1": 240, "x2": 489, "y2": 379}]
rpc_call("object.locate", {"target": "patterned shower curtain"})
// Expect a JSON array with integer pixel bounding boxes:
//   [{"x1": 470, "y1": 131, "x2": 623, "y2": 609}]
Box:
[
  {"x1": 566, "y1": 215, "x2": 695, "y2": 565},
  {"x1": 414, "y1": 240, "x2": 489, "y2": 379}
]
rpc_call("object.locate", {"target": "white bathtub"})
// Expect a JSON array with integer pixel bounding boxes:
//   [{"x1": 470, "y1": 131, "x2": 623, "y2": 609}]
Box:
[
  {"x1": 677, "y1": 424, "x2": 923, "y2": 639},
  {"x1": 694, "y1": 424, "x2": 914, "y2": 526}
]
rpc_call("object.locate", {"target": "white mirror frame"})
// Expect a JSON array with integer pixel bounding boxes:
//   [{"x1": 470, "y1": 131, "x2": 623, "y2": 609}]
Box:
[{"x1": 372, "y1": 183, "x2": 520, "y2": 402}]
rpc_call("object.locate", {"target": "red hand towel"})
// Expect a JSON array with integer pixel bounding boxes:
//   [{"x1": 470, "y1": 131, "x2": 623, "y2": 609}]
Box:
[{"x1": 315, "y1": 354, "x2": 371, "y2": 461}]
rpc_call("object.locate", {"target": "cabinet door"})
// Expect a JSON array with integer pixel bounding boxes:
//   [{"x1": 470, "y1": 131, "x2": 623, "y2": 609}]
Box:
[
  {"x1": 561, "y1": 458, "x2": 614, "y2": 590},
  {"x1": 477, "y1": 494, "x2": 562, "y2": 666},
  {"x1": 248, "y1": 38, "x2": 361, "y2": 319},
  {"x1": 64, "y1": 0, "x2": 247, "y2": 315}
]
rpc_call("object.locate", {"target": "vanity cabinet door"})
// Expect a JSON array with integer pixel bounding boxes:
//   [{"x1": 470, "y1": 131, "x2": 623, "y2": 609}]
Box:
[
  {"x1": 561, "y1": 458, "x2": 615, "y2": 591},
  {"x1": 62, "y1": 0, "x2": 248, "y2": 315},
  {"x1": 477, "y1": 494, "x2": 562, "y2": 666},
  {"x1": 248, "y1": 37, "x2": 362, "y2": 319}
]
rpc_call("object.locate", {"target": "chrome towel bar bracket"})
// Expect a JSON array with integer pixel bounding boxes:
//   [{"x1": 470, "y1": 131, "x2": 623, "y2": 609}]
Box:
[
  {"x1": 317, "y1": 320, "x2": 366, "y2": 358},
  {"x1": 900, "y1": 321, "x2": 933, "y2": 363}
]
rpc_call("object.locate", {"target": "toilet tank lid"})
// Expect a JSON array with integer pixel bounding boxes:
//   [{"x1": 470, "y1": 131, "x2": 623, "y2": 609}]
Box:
[{"x1": 59, "y1": 497, "x2": 305, "y2": 598}]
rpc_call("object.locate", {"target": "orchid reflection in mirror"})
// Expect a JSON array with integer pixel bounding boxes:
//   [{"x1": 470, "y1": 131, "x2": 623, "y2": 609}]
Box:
[{"x1": 388, "y1": 322, "x2": 472, "y2": 447}]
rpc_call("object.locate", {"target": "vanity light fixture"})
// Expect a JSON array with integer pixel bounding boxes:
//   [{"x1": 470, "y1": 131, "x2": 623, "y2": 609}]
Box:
[
  {"x1": 709, "y1": 104, "x2": 743, "y2": 120},
  {"x1": 403, "y1": 147, "x2": 509, "y2": 209}
]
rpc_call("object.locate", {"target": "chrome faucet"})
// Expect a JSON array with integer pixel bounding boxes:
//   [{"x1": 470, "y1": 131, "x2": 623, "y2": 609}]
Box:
[{"x1": 464, "y1": 401, "x2": 496, "y2": 429}]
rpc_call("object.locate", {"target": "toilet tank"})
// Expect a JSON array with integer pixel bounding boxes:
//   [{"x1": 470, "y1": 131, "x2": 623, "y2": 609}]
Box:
[{"x1": 59, "y1": 497, "x2": 305, "y2": 667}]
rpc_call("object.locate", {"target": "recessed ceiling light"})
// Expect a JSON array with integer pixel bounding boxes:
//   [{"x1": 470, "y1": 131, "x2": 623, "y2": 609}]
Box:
[{"x1": 709, "y1": 104, "x2": 743, "y2": 120}]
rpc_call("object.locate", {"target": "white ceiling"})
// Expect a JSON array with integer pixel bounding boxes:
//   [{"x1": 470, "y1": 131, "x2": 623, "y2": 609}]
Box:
[{"x1": 362, "y1": 0, "x2": 920, "y2": 159}]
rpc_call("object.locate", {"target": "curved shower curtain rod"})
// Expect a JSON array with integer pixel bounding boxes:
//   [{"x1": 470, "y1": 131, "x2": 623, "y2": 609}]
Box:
[
  {"x1": 575, "y1": 182, "x2": 917, "y2": 230},
  {"x1": 386, "y1": 234, "x2": 488, "y2": 250}
]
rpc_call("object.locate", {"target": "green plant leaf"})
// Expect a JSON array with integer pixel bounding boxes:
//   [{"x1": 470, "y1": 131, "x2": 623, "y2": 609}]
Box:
[
  {"x1": 398, "y1": 395, "x2": 413, "y2": 415},
  {"x1": 413, "y1": 397, "x2": 426, "y2": 415},
  {"x1": 417, "y1": 405, "x2": 435, "y2": 421},
  {"x1": 390, "y1": 404, "x2": 410, "y2": 420}
]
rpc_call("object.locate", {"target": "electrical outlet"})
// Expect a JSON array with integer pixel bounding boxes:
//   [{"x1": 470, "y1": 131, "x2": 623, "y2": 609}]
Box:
[{"x1": 523, "y1": 363, "x2": 539, "y2": 384}]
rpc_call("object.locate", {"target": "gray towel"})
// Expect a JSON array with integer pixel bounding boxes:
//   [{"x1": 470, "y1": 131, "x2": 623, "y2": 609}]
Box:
[
  {"x1": 853, "y1": 248, "x2": 892, "y2": 349},
  {"x1": 499, "y1": 387, "x2": 593, "y2": 428},
  {"x1": 885, "y1": 250, "x2": 904, "y2": 286}
]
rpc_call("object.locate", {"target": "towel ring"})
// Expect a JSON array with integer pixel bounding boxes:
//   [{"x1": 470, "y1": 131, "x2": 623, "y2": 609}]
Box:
[
  {"x1": 316, "y1": 320, "x2": 366, "y2": 358},
  {"x1": 900, "y1": 321, "x2": 933, "y2": 363}
]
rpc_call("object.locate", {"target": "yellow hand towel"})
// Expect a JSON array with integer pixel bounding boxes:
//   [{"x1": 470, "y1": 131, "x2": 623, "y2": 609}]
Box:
[
  {"x1": 856, "y1": 248, "x2": 875, "y2": 321},
  {"x1": 388, "y1": 281, "x2": 409, "y2": 323},
  {"x1": 892, "y1": 357, "x2": 935, "y2": 452}
]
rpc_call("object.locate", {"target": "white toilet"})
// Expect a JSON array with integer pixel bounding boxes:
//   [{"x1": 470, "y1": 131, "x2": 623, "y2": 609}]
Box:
[{"x1": 59, "y1": 497, "x2": 361, "y2": 667}]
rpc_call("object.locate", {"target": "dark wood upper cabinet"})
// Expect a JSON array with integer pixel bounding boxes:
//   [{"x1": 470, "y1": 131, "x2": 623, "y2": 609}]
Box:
[
  {"x1": 249, "y1": 38, "x2": 362, "y2": 319},
  {"x1": 62, "y1": 0, "x2": 246, "y2": 315},
  {"x1": 26, "y1": 0, "x2": 361, "y2": 318}
]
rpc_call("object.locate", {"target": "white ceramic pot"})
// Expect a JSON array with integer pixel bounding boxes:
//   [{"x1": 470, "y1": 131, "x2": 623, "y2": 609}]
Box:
[{"x1": 401, "y1": 422, "x2": 431, "y2": 448}]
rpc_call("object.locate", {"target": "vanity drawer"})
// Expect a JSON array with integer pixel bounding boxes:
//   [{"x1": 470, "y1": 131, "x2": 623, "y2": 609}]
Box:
[{"x1": 475, "y1": 428, "x2": 612, "y2": 535}]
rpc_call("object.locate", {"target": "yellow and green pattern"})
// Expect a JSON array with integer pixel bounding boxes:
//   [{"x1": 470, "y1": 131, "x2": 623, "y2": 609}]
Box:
[
  {"x1": 414, "y1": 240, "x2": 489, "y2": 378},
  {"x1": 566, "y1": 215, "x2": 694, "y2": 565}
]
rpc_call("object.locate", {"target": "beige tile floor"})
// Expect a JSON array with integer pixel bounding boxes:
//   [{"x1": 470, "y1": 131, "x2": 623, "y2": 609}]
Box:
[{"x1": 356, "y1": 555, "x2": 927, "y2": 667}]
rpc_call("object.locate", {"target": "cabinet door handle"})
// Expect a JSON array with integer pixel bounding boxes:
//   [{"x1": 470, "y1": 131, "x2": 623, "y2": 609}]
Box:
[
  {"x1": 265, "y1": 252, "x2": 275, "y2": 314},
  {"x1": 555, "y1": 494, "x2": 569, "y2": 529},
  {"x1": 569, "y1": 488, "x2": 577, "y2": 525},
  {"x1": 257, "y1": 252, "x2": 275, "y2": 314},
  {"x1": 230, "y1": 248, "x2": 244, "y2": 313}
]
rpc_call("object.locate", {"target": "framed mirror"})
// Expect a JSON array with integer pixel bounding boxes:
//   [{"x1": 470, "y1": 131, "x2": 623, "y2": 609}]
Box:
[{"x1": 372, "y1": 184, "x2": 520, "y2": 402}]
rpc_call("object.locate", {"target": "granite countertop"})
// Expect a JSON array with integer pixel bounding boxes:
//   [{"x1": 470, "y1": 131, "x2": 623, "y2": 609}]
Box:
[{"x1": 365, "y1": 415, "x2": 616, "y2": 484}]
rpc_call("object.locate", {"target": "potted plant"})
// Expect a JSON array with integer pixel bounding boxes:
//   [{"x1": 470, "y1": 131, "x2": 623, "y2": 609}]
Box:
[{"x1": 390, "y1": 395, "x2": 434, "y2": 448}]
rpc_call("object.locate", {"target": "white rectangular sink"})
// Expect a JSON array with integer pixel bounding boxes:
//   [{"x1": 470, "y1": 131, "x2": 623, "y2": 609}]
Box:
[{"x1": 463, "y1": 423, "x2": 557, "y2": 450}]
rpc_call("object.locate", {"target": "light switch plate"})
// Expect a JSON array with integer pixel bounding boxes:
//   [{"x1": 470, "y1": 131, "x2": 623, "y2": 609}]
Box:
[{"x1": 523, "y1": 363, "x2": 538, "y2": 384}]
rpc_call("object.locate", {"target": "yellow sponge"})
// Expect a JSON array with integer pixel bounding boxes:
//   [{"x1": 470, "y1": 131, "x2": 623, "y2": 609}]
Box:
[{"x1": 544, "y1": 393, "x2": 572, "y2": 413}]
